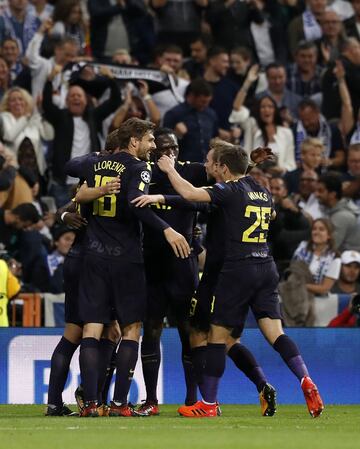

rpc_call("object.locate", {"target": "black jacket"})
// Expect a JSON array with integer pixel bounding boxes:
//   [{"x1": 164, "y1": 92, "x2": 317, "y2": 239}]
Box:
[{"x1": 42, "y1": 78, "x2": 120, "y2": 183}]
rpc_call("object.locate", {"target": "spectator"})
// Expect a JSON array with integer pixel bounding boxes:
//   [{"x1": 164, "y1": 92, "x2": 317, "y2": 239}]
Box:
[
  {"x1": 42, "y1": 66, "x2": 120, "y2": 206},
  {"x1": 0, "y1": 87, "x2": 54, "y2": 176},
  {"x1": 293, "y1": 169, "x2": 323, "y2": 221},
  {"x1": 328, "y1": 292, "x2": 360, "y2": 327},
  {"x1": 203, "y1": 46, "x2": 238, "y2": 137},
  {"x1": 328, "y1": 0, "x2": 354, "y2": 21},
  {"x1": 151, "y1": 0, "x2": 204, "y2": 53},
  {"x1": 26, "y1": 19, "x2": 80, "y2": 102},
  {"x1": 286, "y1": 40, "x2": 322, "y2": 102},
  {"x1": 315, "y1": 10, "x2": 346, "y2": 66},
  {"x1": 1, "y1": 38, "x2": 23, "y2": 84},
  {"x1": 51, "y1": 0, "x2": 87, "y2": 52},
  {"x1": 0, "y1": 145, "x2": 17, "y2": 195},
  {"x1": 285, "y1": 137, "x2": 323, "y2": 194},
  {"x1": 31, "y1": 226, "x2": 75, "y2": 293},
  {"x1": 257, "y1": 63, "x2": 302, "y2": 122},
  {"x1": 0, "y1": 0, "x2": 39, "y2": 55},
  {"x1": 0, "y1": 56, "x2": 10, "y2": 100},
  {"x1": 287, "y1": 0, "x2": 327, "y2": 58},
  {"x1": 268, "y1": 175, "x2": 311, "y2": 263},
  {"x1": 332, "y1": 250, "x2": 360, "y2": 294},
  {"x1": 344, "y1": 0, "x2": 360, "y2": 41},
  {"x1": 151, "y1": 45, "x2": 189, "y2": 118},
  {"x1": 230, "y1": 88, "x2": 296, "y2": 173},
  {"x1": 292, "y1": 218, "x2": 341, "y2": 295},
  {"x1": 183, "y1": 34, "x2": 211, "y2": 80},
  {"x1": 342, "y1": 144, "x2": 360, "y2": 206},
  {"x1": 315, "y1": 171, "x2": 360, "y2": 251},
  {"x1": 0, "y1": 257, "x2": 21, "y2": 327},
  {"x1": 29, "y1": 0, "x2": 54, "y2": 23},
  {"x1": 163, "y1": 79, "x2": 218, "y2": 162},
  {"x1": 294, "y1": 98, "x2": 345, "y2": 169}
]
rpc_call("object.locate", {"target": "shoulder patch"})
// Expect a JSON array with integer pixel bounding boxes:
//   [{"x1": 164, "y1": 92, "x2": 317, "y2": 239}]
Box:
[{"x1": 140, "y1": 170, "x2": 151, "y2": 183}]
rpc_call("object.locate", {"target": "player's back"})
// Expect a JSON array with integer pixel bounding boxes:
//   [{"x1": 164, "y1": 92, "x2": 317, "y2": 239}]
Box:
[
  {"x1": 83, "y1": 151, "x2": 151, "y2": 262},
  {"x1": 208, "y1": 175, "x2": 273, "y2": 261}
]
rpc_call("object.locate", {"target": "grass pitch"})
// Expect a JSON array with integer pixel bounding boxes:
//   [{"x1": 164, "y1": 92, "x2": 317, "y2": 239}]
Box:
[{"x1": 1, "y1": 404, "x2": 359, "y2": 449}]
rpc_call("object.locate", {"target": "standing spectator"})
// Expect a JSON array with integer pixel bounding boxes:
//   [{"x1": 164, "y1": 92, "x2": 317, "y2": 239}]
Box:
[
  {"x1": 332, "y1": 250, "x2": 360, "y2": 294},
  {"x1": 151, "y1": 0, "x2": 205, "y2": 53},
  {"x1": 316, "y1": 171, "x2": 360, "y2": 251},
  {"x1": 286, "y1": 40, "x2": 322, "y2": 102},
  {"x1": 288, "y1": 0, "x2": 327, "y2": 58},
  {"x1": 29, "y1": 0, "x2": 54, "y2": 23},
  {"x1": 344, "y1": 0, "x2": 360, "y2": 41},
  {"x1": 26, "y1": 20, "x2": 80, "y2": 102},
  {"x1": 340, "y1": 38, "x2": 360, "y2": 120},
  {"x1": 293, "y1": 169, "x2": 323, "y2": 221},
  {"x1": 51, "y1": 0, "x2": 87, "y2": 52},
  {"x1": 294, "y1": 98, "x2": 346, "y2": 169},
  {"x1": 285, "y1": 137, "x2": 323, "y2": 194},
  {"x1": 0, "y1": 0, "x2": 39, "y2": 55},
  {"x1": 1, "y1": 38, "x2": 23, "y2": 83},
  {"x1": 203, "y1": 46, "x2": 238, "y2": 137},
  {"x1": 342, "y1": 144, "x2": 360, "y2": 207},
  {"x1": 292, "y1": 218, "x2": 341, "y2": 296},
  {"x1": 151, "y1": 45, "x2": 189, "y2": 119},
  {"x1": 182, "y1": 34, "x2": 211, "y2": 80},
  {"x1": 42, "y1": 66, "x2": 121, "y2": 206},
  {"x1": 87, "y1": 0, "x2": 132, "y2": 59},
  {"x1": 0, "y1": 87, "x2": 54, "y2": 176},
  {"x1": 0, "y1": 56, "x2": 10, "y2": 100},
  {"x1": 315, "y1": 10, "x2": 346, "y2": 66},
  {"x1": 257, "y1": 63, "x2": 302, "y2": 122},
  {"x1": 163, "y1": 79, "x2": 218, "y2": 162}
]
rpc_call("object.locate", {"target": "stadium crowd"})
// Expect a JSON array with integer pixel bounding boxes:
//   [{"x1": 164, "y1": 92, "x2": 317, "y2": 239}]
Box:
[{"x1": 0, "y1": 0, "x2": 360, "y2": 329}]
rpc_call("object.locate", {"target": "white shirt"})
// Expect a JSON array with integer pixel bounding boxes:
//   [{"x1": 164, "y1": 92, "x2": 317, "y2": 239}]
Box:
[
  {"x1": 309, "y1": 256, "x2": 341, "y2": 280},
  {"x1": 250, "y1": 20, "x2": 275, "y2": 67},
  {"x1": 298, "y1": 193, "x2": 323, "y2": 220},
  {"x1": 67, "y1": 117, "x2": 91, "y2": 184}
]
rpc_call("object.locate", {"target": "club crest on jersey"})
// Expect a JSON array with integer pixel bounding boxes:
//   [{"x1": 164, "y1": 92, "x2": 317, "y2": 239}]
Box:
[{"x1": 141, "y1": 171, "x2": 151, "y2": 183}]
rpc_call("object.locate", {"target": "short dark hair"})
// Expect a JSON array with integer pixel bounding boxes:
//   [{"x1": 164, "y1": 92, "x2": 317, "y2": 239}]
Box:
[
  {"x1": 2, "y1": 38, "x2": 19, "y2": 48},
  {"x1": 319, "y1": 172, "x2": 343, "y2": 199},
  {"x1": 298, "y1": 98, "x2": 320, "y2": 112},
  {"x1": 265, "y1": 62, "x2": 285, "y2": 74},
  {"x1": 230, "y1": 46, "x2": 253, "y2": 61},
  {"x1": 154, "y1": 127, "x2": 176, "y2": 140},
  {"x1": 190, "y1": 34, "x2": 212, "y2": 49},
  {"x1": 105, "y1": 129, "x2": 120, "y2": 152},
  {"x1": 295, "y1": 40, "x2": 317, "y2": 53},
  {"x1": 207, "y1": 46, "x2": 228, "y2": 61},
  {"x1": 162, "y1": 44, "x2": 183, "y2": 55},
  {"x1": 185, "y1": 78, "x2": 213, "y2": 97},
  {"x1": 117, "y1": 118, "x2": 155, "y2": 149},
  {"x1": 213, "y1": 144, "x2": 249, "y2": 175},
  {"x1": 12, "y1": 203, "x2": 40, "y2": 223}
]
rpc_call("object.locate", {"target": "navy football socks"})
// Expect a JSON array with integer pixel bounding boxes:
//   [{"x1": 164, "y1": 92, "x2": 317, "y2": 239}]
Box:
[
  {"x1": 97, "y1": 338, "x2": 117, "y2": 403},
  {"x1": 79, "y1": 337, "x2": 100, "y2": 402},
  {"x1": 141, "y1": 338, "x2": 161, "y2": 404},
  {"x1": 200, "y1": 343, "x2": 226, "y2": 404},
  {"x1": 273, "y1": 334, "x2": 309, "y2": 381},
  {"x1": 113, "y1": 340, "x2": 139, "y2": 404}
]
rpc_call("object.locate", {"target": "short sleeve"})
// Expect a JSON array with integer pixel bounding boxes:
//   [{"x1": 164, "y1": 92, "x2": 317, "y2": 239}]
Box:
[
  {"x1": 205, "y1": 182, "x2": 232, "y2": 206},
  {"x1": 325, "y1": 257, "x2": 341, "y2": 280}
]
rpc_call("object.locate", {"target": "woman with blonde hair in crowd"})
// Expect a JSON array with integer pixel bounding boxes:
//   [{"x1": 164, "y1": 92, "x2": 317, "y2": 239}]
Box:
[
  {"x1": 292, "y1": 218, "x2": 341, "y2": 296},
  {"x1": 0, "y1": 87, "x2": 54, "y2": 176}
]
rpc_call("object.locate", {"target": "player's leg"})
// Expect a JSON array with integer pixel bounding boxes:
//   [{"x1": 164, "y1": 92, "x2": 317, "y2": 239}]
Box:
[
  {"x1": 226, "y1": 333, "x2": 276, "y2": 416},
  {"x1": 258, "y1": 317, "x2": 324, "y2": 417},
  {"x1": 46, "y1": 323, "x2": 82, "y2": 416},
  {"x1": 177, "y1": 320, "x2": 198, "y2": 406},
  {"x1": 138, "y1": 319, "x2": 163, "y2": 415}
]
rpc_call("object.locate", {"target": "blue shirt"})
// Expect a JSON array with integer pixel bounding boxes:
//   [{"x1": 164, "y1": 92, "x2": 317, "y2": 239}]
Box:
[{"x1": 163, "y1": 102, "x2": 218, "y2": 162}]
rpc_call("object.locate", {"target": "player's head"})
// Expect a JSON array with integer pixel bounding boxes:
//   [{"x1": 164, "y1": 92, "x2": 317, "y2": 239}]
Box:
[
  {"x1": 212, "y1": 143, "x2": 248, "y2": 179},
  {"x1": 153, "y1": 127, "x2": 179, "y2": 161},
  {"x1": 205, "y1": 138, "x2": 232, "y2": 181},
  {"x1": 117, "y1": 118, "x2": 156, "y2": 161},
  {"x1": 105, "y1": 129, "x2": 120, "y2": 153}
]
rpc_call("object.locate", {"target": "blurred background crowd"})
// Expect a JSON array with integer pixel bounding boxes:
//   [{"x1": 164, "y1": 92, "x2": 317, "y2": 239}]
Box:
[{"x1": 0, "y1": 0, "x2": 360, "y2": 327}]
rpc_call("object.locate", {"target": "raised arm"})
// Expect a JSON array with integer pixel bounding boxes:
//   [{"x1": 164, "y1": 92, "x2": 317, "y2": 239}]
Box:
[
  {"x1": 157, "y1": 155, "x2": 212, "y2": 202},
  {"x1": 334, "y1": 60, "x2": 354, "y2": 136}
]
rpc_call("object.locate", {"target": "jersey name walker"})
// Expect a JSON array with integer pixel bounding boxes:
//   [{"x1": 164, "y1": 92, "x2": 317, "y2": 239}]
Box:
[{"x1": 206, "y1": 176, "x2": 273, "y2": 261}]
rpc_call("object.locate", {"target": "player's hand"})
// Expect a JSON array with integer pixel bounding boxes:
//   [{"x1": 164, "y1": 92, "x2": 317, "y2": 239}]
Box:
[
  {"x1": 101, "y1": 176, "x2": 121, "y2": 195},
  {"x1": 63, "y1": 212, "x2": 88, "y2": 229},
  {"x1": 131, "y1": 194, "x2": 164, "y2": 207},
  {"x1": 250, "y1": 147, "x2": 275, "y2": 165},
  {"x1": 164, "y1": 227, "x2": 191, "y2": 259},
  {"x1": 157, "y1": 155, "x2": 175, "y2": 174}
]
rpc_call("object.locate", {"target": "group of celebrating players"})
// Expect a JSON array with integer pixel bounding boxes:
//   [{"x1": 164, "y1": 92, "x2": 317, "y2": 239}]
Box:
[{"x1": 45, "y1": 117, "x2": 324, "y2": 419}]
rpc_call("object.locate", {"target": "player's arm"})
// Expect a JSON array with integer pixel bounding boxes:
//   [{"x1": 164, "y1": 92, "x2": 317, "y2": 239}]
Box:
[
  {"x1": 128, "y1": 166, "x2": 191, "y2": 259},
  {"x1": 55, "y1": 200, "x2": 87, "y2": 229},
  {"x1": 157, "y1": 155, "x2": 211, "y2": 202},
  {"x1": 75, "y1": 177, "x2": 121, "y2": 204},
  {"x1": 64, "y1": 153, "x2": 96, "y2": 179},
  {"x1": 131, "y1": 194, "x2": 207, "y2": 211}
]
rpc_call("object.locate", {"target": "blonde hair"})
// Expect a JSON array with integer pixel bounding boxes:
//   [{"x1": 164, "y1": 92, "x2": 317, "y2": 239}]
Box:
[
  {"x1": 300, "y1": 137, "x2": 324, "y2": 154},
  {"x1": 0, "y1": 87, "x2": 34, "y2": 115}
]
